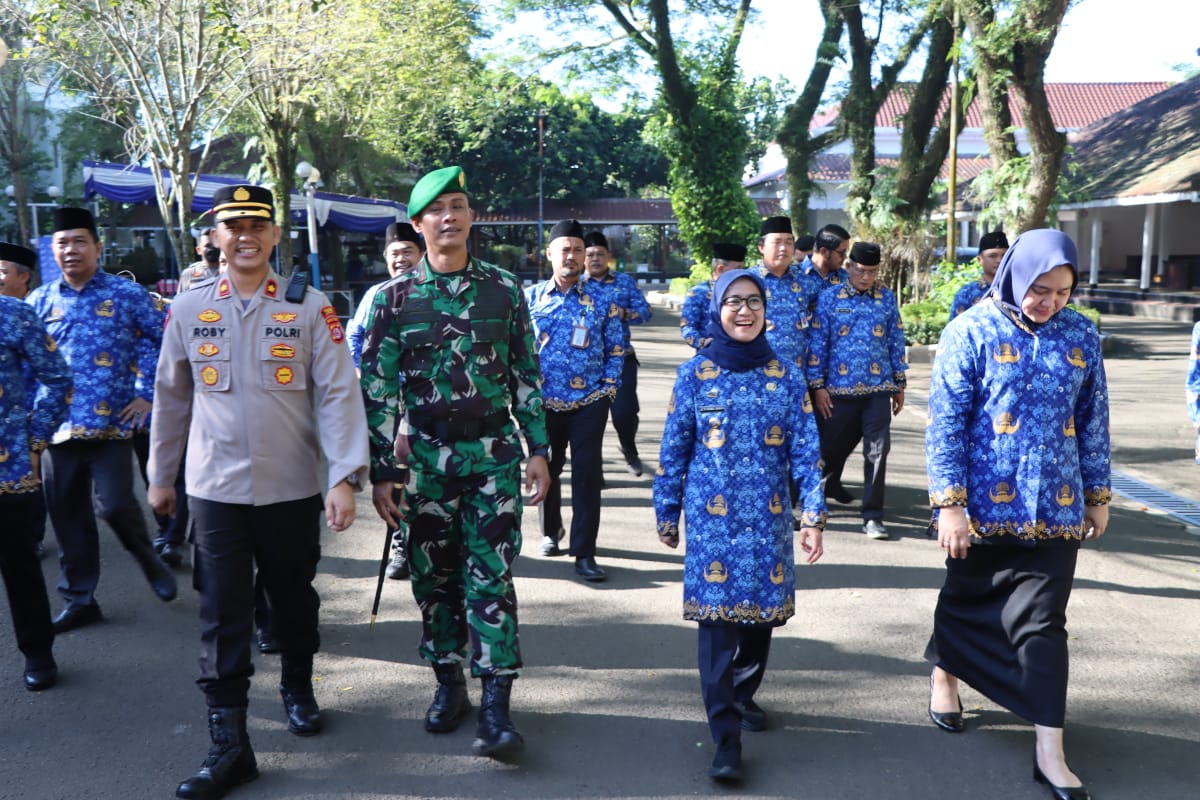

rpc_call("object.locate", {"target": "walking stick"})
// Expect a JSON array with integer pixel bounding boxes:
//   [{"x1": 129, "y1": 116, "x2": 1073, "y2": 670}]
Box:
[{"x1": 369, "y1": 525, "x2": 394, "y2": 632}]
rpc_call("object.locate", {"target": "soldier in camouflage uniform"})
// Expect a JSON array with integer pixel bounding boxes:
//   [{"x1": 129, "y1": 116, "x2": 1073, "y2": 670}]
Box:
[{"x1": 359, "y1": 166, "x2": 550, "y2": 758}]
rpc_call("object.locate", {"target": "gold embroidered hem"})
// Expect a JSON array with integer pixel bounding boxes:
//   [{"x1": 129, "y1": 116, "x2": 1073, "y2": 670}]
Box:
[
  {"x1": 684, "y1": 596, "x2": 795, "y2": 624},
  {"x1": 1084, "y1": 487, "x2": 1112, "y2": 505},
  {"x1": 51, "y1": 426, "x2": 134, "y2": 444},
  {"x1": 544, "y1": 388, "x2": 614, "y2": 412},
  {"x1": 930, "y1": 486, "x2": 969, "y2": 506}
]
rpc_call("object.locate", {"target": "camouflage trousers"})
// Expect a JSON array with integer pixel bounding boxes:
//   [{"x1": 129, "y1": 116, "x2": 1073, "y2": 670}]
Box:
[{"x1": 406, "y1": 459, "x2": 523, "y2": 676}]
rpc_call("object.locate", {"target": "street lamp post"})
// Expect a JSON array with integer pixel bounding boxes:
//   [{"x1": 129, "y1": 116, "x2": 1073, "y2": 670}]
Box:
[
  {"x1": 295, "y1": 161, "x2": 322, "y2": 288},
  {"x1": 23, "y1": 185, "x2": 62, "y2": 246},
  {"x1": 536, "y1": 111, "x2": 545, "y2": 280}
]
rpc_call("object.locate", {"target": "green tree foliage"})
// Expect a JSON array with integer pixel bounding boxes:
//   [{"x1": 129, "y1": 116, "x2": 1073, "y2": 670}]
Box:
[
  {"x1": 395, "y1": 69, "x2": 668, "y2": 212},
  {"x1": 499, "y1": 0, "x2": 761, "y2": 262}
]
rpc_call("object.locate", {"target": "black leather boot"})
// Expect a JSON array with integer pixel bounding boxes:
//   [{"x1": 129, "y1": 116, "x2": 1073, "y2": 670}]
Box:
[
  {"x1": 473, "y1": 674, "x2": 524, "y2": 757},
  {"x1": 426, "y1": 661, "x2": 471, "y2": 733},
  {"x1": 280, "y1": 655, "x2": 323, "y2": 736},
  {"x1": 176, "y1": 707, "x2": 258, "y2": 799}
]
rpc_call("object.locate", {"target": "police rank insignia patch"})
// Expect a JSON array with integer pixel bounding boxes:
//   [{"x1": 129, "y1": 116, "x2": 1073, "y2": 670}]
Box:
[
  {"x1": 272, "y1": 312, "x2": 298, "y2": 324},
  {"x1": 275, "y1": 366, "x2": 294, "y2": 385},
  {"x1": 270, "y1": 344, "x2": 296, "y2": 359},
  {"x1": 217, "y1": 278, "x2": 232, "y2": 298},
  {"x1": 198, "y1": 309, "x2": 222, "y2": 322},
  {"x1": 320, "y1": 306, "x2": 344, "y2": 343},
  {"x1": 201, "y1": 366, "x2": 219, "y2": 386},
  {"x1": 197, "y1": 343, "x2": 220, "y2": 357},
  {"x1": 264, "y1": 279, "x2": 278, "y2": 299}
]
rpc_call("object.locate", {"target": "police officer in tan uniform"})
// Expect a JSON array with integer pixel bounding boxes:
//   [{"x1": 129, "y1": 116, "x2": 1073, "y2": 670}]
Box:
[
  {"x1": 148, "y1": 185, "x2": 369, "y2": 800},
  {"x1": 177, "y1": 223, "x2": 221, "y2": 293}
]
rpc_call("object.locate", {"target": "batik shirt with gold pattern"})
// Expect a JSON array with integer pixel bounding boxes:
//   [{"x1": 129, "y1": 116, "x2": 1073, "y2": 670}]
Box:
[
  {"x1": 654, "y1": 356, "x2": 826, "y2": 624},
  {"x1": 525, "y1": 279, "x2": 623, "y2": 411},
  {"x1": 27, "y1": 269, "x2": 164, "y2": 442},
  {"x1": 926, "y1": 299, "x2": 1111, "y2": 543},
  {"x1": 0, "y1": 297, "x2": 72, "y2": 494},
  {"x1": 806, "y1": 283, "x2": 907, "y2": 396},
  {"x1": 754, "y1": 263, "x2": 818, "y2": 369}
]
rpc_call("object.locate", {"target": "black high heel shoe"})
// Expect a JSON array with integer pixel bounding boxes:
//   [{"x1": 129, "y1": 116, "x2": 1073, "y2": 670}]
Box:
[
  {"x1": 928, "y1": 673, "x2": 964, "y2": 733},
  {"x1": 1033, "y1": 752, "x2": 1092, "y2": 800}
]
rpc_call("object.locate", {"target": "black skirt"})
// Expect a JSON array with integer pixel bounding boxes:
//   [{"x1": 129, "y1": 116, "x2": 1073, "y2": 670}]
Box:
[{"x1": 925, "y1": 541, "x2": 1080, "y2": 727}]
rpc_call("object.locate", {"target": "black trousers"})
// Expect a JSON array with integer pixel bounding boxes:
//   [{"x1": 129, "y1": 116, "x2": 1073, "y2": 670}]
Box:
[
  {"x1": 190, "y1": 495, "x2": 322, "y2": 708},
  {"x1": 132, "y1": 431, "x2": 188, "y2": 548},
  {"x1": 41, "y1": 439, "x2": 157, "y2": 609},
  {"x1": 816, "y1": 394, "x2": 893, "y2": 521},
  {"x1": 697, "y1": 622, "x2": 774, "y2": 745},
  {"x1": 544, "y1": 398, "x2": 610, "y2": 558},
  {"x1": 609, "y1": 354, "x2": 641, "y2": 462},
  {"x1": 0, "y1": 493, "x2": 55, "y2": 661}
]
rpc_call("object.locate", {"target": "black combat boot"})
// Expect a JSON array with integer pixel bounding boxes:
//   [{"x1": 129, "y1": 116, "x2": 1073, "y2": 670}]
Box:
[
  {"x1": 279, "y1": 654, "x2": 323, "y2": 736},
  {"x1": 176, "y1": 707, "x2": 258, "y2": 799},
  {"x1": 425, "y1": 661, "x2": 471, "y2": 733},
  {"x1": 473, "y1": 674, "x2": 524, "y2": 757}
]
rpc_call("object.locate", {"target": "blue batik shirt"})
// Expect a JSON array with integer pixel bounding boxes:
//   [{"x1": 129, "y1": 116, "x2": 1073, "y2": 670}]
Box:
[
  {"x1": 926, "y1": 299, "x2": 1111, "y2": 543},
  {"x1": 951, "y1": 278, "x2": 990, "y2": 318},
  {"x1": 348, "y1": 280, "x2": 388, "y2": 368},
  {"x1": 0, "y1": 296, "x2": 73, "y2": 494},
  {"x1": 525, "y1": 278, "x2": 624, "y2": 411},
  {"x1": 1187, "y1": 321, "x2": 1200, "y2": 427},
  {"x1": 654, "y1": 356, "x2": 826, "y2": 624},
  {"x1": 806, "y1": 283, "x2": 908, "y2": 396},
  {"x1": 754, "y1": 263, "x2": 817, "y2": 370},
  {"x1": 27, "y1": 269, "x2": 164, "y2": 442},
  {"x1": 584, "y1": 269, "x2": 652, "y2": 351},
  {"x1": 799, "y1": 256, "x2": 850, "y2": 308},
  {"x1": 680, "y1": 282, "x2": 713, "y2": 350}
]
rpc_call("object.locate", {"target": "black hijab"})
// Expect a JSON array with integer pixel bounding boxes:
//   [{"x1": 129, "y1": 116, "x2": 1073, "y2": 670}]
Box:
[
  {"x1": 989, "y1": 229, "x2": 1079, "y2": 327},
  {"x1": 698, "y1": 269, "x2": 775, "y2": 372}
]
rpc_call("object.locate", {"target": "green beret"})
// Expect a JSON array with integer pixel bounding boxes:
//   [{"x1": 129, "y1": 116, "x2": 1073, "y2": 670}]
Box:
[{"x1": 408, "y1": 166, "x2": 468, "y2": 219}]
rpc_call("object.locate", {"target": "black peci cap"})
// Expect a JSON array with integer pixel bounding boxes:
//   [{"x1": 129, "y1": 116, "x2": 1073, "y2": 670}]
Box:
[
  {"x1": 583, "y1": 231, "x2": 609, "y2": 249},
  {"x1": 0, "y1": 241, "x2": 37, "y2": 270},
  {"x1": 849, "y1": 241, "x2": 882, "y2": 266},
  {"x1": 759, "y1": 216, "x2": 793, "y2": 237},
  {"x1": 979, "y1": 231, "x2": 1009, "y2": 251},
  {"x1": 549, "y1": 219, "x2": 584, "y2": 242},
  {"x1": 712, "y1": 242, "x2": 747, "y2": 262},
  {"x1": 52, "y1": 207, "x2": 97, "y2": 237},
  {"x1": 385, "y1": 222, "x2": 422, "y2": 245}
]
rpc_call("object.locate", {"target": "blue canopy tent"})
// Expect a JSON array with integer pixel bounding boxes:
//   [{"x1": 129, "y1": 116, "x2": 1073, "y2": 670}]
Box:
[{"x1": 83, "y1": 159, "x2": 407, "y2": 233}]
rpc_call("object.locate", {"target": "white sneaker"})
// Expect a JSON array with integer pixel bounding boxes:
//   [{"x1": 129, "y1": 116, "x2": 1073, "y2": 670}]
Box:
[{"x1": 864, "y1": 520, "x2": 890, "y2": 540}]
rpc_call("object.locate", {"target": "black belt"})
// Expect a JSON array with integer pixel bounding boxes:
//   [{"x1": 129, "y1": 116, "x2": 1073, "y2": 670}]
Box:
[{"x1": 407, "y1": 410, "x2": 511, "y2": 443}]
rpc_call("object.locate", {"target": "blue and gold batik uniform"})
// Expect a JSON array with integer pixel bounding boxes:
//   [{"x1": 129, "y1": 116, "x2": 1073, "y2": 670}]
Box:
[
  {"x1": 798, "y1": 256, "x2": 849, "y2": 307},
  {"x1": 680, "y1": 282, "x2": 713, "y2": 350},
  {"x1": 0, "y1": 297, "x2": 72, "y2": 494},
  {"x1": 654, "y1": 356, "x2": 826, "y2": 623},
  {"x1": 1188, "y1": 322, "x2": 1200, "y2": 464},
  {"x1": 585, "y1": 270, "x2": 652, "y2": 348},
  {"x1": 806, "y1": 283, "x2": 908, "y2": 396},
  {"x1": 525, "y1": 279, "x2": 624, "y2": 410},
  {"x1": 754, "y1": 264, "x2": 817, "y2": 370},
  {"x1": 951, "y1": 278, "x2": 991, "y2": 318},
  {"x1": 27, "y1": 269, "x2": 164, "y2": 442},
  {"x1": 926, "y1": 299, "x2": 1111, "y2": 542}
]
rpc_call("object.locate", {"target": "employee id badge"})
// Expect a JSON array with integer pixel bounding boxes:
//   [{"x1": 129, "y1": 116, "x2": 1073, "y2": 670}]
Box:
[{"x1": 571, "y1": 323, "x2": 590, "y2": 349}]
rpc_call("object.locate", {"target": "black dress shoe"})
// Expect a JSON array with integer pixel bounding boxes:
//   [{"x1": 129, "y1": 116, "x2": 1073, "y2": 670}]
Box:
[
  {"x1": 826, "y1": 484, "x2": 855, "y2": 504},
  {"x1": 52, "y1": 604, "x2": 103, "y2": 633},
  {"x1": 24, "y1": 657, "x2": 58, "y2": 692},
  {"x1": 928, "y1": 673, "x2": 964, "y2": 733},
  {"x1": 148, "y1": 565, "x2": 178, "y2": 602},
  {"x1": 159, "y1": 542, "x2": 184, "y2": 568},
  {"x1": 281, "y1": 688, "x2": 324, "y2": 736},
  {"x1": 574, "y1": 557, "x2": 607, "y2": 582},
  {"x1": 1034, "y1": 754, "x2": 1091, "y2": 800},
  {"x1": 735, "y1": 699, "x2": 767, "y2": 731},
  {"x1": 256, "y1": 630, "x2": 280, "y2": 655},
  {"x1": 708, "y1": 740, "x2": 742, "y2": 783}
]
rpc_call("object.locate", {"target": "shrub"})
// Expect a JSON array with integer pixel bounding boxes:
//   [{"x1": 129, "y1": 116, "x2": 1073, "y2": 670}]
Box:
[{"x1": 900, "y1": 300, "x2": 949, "y2": 346}]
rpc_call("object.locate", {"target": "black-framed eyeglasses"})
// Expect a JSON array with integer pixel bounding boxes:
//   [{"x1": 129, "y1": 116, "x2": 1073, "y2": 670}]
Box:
[{"x1": 721, "y1": 295, "x2": 764, "y2": 312}]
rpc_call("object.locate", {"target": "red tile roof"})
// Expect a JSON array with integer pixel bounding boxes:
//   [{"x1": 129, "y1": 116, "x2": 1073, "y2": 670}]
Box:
[
  {"x1": 473, "y1": 197, "x2": 781, "y2": 225},
  {"x1": 745, "y1": 153, "x2": 992, "y2": 187},
  {"x1": 813, "y1": 81, "x2": 1172, "y2": 131}
]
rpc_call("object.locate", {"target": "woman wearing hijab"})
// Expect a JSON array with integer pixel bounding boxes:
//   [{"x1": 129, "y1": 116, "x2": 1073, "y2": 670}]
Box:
[
  {"x1": 654, "y1": 269, "x2": 826, "y2": 783},
  {"x1": 925, "y1": 230, "x2": 1110, "y2": 800}
]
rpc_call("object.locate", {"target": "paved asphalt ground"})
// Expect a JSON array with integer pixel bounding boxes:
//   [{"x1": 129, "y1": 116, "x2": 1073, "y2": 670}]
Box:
[{"x1": 2, "y1": 307, "x2": 1198, "y2": 800}]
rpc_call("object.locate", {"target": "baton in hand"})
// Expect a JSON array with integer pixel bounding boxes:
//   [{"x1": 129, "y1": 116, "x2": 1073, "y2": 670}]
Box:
[{"x1": 369, "y1": 525, "x2": 395, "y2": 631}]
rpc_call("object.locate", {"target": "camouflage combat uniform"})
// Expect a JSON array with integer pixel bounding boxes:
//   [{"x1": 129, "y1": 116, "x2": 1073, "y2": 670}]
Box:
[{"x1": 359, "y1": 257, "x2": 548, "y2": 675}]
